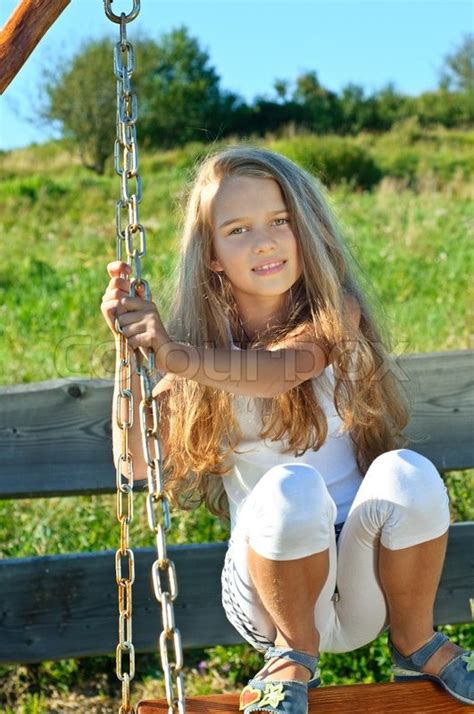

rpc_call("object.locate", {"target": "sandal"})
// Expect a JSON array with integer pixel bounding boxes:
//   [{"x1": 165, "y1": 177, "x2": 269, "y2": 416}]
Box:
[
  {"x1": 239, "y1": 646, "x2": 320, "y2": 713},
  {"x1": 389, "y1": 631, "x2": 474, "y2": 705}
]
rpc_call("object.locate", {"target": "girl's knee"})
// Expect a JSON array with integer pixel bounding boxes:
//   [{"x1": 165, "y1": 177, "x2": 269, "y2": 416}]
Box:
[
  {"x1": 369, "y1": 449, "x2": 443, "y2": 486},
  {"x1": 248, "y1": 463, "x2": 337, "y2": 559},
  {"x1": 367, "y1": 448, "x2": 448, "y2": 502},
  {"x1": 254, "y1": 462, "x2": 332, "y2": 516},
  {"x1": 372, "y1": 448, "x2": 435, "y2": 473}
]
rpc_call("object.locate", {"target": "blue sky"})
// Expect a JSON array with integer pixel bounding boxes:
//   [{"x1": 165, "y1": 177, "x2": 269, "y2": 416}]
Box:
[{"x1": 0, "y1": 0, "x2": 471, "y2": 150}]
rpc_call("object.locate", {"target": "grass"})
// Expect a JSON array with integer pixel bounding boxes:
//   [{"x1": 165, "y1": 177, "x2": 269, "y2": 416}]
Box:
[{"x1": 0, "y1": 128, "x2": 473, "y2": 712}]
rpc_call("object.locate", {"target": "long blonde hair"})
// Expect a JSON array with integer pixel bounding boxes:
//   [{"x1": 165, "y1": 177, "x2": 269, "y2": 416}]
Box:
[{"x1": 159, "y1": 146, "x2": 410, "y2": 520}]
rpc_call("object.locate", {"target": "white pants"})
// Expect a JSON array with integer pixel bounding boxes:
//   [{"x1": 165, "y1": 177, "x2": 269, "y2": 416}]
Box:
[{"x1": 221, "y1": 448, "x2": 451, "y2": 654}]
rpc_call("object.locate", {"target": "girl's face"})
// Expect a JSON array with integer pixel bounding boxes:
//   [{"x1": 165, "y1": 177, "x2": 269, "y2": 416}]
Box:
[{"x1": 210, "y1": 175, "x2": 303, "y2": 319}]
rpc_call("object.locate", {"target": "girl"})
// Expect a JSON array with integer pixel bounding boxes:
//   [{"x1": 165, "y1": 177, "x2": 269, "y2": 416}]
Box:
[{"x1": 101, "y1": 146, "x2": 473, "y2": 712}]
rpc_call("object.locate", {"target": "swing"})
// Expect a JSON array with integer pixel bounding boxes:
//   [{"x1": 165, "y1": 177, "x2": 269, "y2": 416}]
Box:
[
  {"x1": 101, "y1": 6, "x2": 474, "y2": 712},
  {"x1": 1, "y1": 2, "x2": 472, "y2": 712}
]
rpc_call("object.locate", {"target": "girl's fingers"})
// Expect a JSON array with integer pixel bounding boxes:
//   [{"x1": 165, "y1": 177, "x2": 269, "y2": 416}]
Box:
[
  {"x1": 106, "y1": 263, "x2": 148, "y2": 288},
  {"x1": 100, "y1": 299, "x2": 122, "y2": 334},
  {"x1": 102, "y1": 265, "x2": 152, "y2": 336},
  {"x1": 152, "y1": 372, "x2": 176, "y2": 397},
  {"x1": 107, "y1": 261, "x2": 131, "y2": 277},
  {"x1": 103, "y1": 278, "x2": 146, "y2": 303},
  {"x1": 101, "y1": 298, "x2": 120, "y2": 309},
  {"x1": 116, "y1": 295, "x2": 150, "y2": 312},
  {"x1": 101, "y1": 299, "x2": 122, "y2": 318},
  {"x1": 114, "y1": 309, "x2": 133, "y2": 326},
  {"x1": 109, "y1": 276, "x2": 131, "y2": 291},
  {"x1": 105, "y1": 272, "x2": 147, "y2": 297},
  {"x1": 102, "y1": 290, "x2": 126, "y2": 303}
]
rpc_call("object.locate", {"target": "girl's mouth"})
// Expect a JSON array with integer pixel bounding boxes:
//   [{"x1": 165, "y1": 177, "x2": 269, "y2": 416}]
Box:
[{"x1": 252, "y1": 260, "x2": 287, "y2": 275}]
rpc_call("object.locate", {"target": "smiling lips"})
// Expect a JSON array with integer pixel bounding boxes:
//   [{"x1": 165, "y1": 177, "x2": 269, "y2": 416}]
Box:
[{"x1": 252, "y1": 260, "x2": 287, "y2": 275}]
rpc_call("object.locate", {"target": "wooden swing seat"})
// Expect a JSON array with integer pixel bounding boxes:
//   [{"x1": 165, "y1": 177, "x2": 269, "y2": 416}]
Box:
[{"x1": 137, "y1": 680, "x2": 473, "y2": 712}]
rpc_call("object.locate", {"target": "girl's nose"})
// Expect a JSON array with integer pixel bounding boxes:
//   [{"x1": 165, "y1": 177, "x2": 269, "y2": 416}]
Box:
[{"x1": 252, "y1": 229, "x2": 277, "y2": 251}]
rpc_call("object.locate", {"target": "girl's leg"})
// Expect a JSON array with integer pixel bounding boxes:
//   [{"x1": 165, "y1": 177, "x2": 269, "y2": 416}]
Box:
[
  {"x1": 375, "y1": 450, "x2": 465, "y2": 675},
  {"x1": 316, "y1": 449, "x2": 453, "y2": 654},
  {"x1": 222, "y1": 462, "x2": 338, "y2": 682},
  {"x1": 247, "y1": 548, "x2": 329, "y2": 682}
]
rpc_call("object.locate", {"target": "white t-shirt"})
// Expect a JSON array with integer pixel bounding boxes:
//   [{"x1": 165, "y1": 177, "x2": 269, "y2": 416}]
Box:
[{"x1": 221, "y1": 317, "x2": 364, "y2": 531}]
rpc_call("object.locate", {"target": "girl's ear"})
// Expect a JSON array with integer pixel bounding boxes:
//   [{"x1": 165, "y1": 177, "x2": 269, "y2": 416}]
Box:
[{"x1": 210, "y1": 259, "x2": 223, "y2": 272}]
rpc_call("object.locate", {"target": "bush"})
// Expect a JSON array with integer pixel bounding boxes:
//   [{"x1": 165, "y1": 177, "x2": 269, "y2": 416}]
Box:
[
  {"x1": 417, "y1": 152, "x2": 474, "y2": 185},
  {"x1": 143, "y1": 142, "x2": 214, "y2": 173},
  {"x1": 370, "y1": 128, "x2": 474, "y2": 189},
  {"x1": 376, "y1": 149, "x2": 420, "y2": 186},
  {"x1": 271, "y1": 135, "x2": 383, "y2": 190},
  {"x1": 359, "y1": 122, "x2": 474, "y2": 190},
  {"x1": 0, "y1": 176, "x2": 70, "y2": 203}
]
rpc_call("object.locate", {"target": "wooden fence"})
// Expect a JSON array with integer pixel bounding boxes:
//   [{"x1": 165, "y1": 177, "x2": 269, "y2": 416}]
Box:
[{"x1": 0, "y1": 349, "x2": 473, "y2": 664}]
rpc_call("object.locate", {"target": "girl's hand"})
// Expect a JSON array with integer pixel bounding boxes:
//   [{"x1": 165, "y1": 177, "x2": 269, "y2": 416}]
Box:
[
  {"x1": 115, "y1": 284, "x2": 171, "y2": 366},
  {"x1": 101, "y1": 260, "x2": 173, "y2": 367},
  {"x1": 101, "y1": 260, "x2": 135, "y2": 336},
  {"x1": 152, "y1": 371, "x2": 177, "y2": 398}
]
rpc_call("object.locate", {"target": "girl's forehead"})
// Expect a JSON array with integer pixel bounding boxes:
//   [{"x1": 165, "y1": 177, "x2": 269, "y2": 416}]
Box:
[{"x1": 210, "y1": 175, "x2": 285, "y2": 213}]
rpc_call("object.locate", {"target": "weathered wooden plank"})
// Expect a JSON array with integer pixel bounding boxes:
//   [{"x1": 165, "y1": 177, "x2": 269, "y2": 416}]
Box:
[
  {"x1": 0, "y1": 377, "x2": 115, "y2": 499},
  {"x1": 433, "y1": 522, "x2": 474, "y2": 624},
  {"x1": 0, "y1": 542, "x2": 239, "y2": 664},
  {"x1": 399, "y1": 350, "x2": 474, "y2": 470},
  {"x1": 0, "y1": 0, "x2": 71, "y2": 94},
  {"x1": 1, "y1": 524, "x2": 472, "y2": 664},
  {"x1": 137, "y1": 681, "x2": 473, "y2": 713},
  {"x1": 0, "y1": 350, "x2": 473, "y2": 499}
]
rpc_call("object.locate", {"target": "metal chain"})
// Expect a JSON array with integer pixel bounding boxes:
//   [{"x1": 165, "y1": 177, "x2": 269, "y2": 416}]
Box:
[{"x1": 104, "y1": 2, "x2": 186, "y2": 712}]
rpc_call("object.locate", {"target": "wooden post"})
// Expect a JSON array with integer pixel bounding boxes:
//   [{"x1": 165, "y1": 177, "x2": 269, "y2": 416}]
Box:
[{"x1": 0, "y1": 0, "x2": 71, "y2": 95}]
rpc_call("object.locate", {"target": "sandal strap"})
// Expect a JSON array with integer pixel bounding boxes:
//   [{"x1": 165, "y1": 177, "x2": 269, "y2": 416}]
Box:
[
  {"x1": 264, "y1": 646, "x2": 319, "y2": 677},
  {"x1": 240, "y1": 678, "x2": 308, "y2": 712},
  {"x1": 438, "y1": 649, "x2": 473, "y2": 678},
  {"x1": 389, "y1": 632, "x2": 450, "y2": 668}
]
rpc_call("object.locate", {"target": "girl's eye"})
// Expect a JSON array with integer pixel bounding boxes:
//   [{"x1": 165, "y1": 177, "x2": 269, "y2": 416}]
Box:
[
  {"x1": 274, "y1": 217, "x2": 289, "y2": 226},
  {"x1": 229, "y1": 226, "x2": 247, "y2": 235}
]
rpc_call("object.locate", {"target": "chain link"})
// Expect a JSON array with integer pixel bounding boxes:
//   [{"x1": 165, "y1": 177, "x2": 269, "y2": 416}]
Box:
[
  {"x1": 138, "y1": 345, "x2": 186, "y2": 713},
  {"x1": 105, "y1": 0, "x2": 141, "y2": 24},
  {"x1": 115, "y1": 323, "x2": 136, "y2": 714},
  {"x1": 104, "y1": 2, "x2": 186, "y2": 711}
]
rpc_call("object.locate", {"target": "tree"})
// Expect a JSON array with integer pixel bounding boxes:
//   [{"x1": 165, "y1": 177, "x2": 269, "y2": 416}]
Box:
[
  {"x1": 41, "y1": 28, "x2": 227, "y2": 172},
  {"x1": 438, "y1": 33, "x2": 474, "y2": 93},
  {"x1": 292, "y1": 71, "x2": 341, "y2": 133},
  {"x1": 372, "y1": 82, "x2": 409, "y2": 131},
  {"x1": 338, "y1": 82, "x2": 379, "y2": 134},
  {"x1": 415, "y1": 90, "x2": 474, "y2": 128},
  {"x1": 42, "y1": 39, "x2": 116, "y2": 174},
  {"x1": 137, "y1": 26, "x2": 225, "y2": 147},
  {"x1": 274, "y1": 79, "x2": 289, "y2": 103},
  {"x1": 244, "y1": 97, "x2": 306, "y2": 137}
]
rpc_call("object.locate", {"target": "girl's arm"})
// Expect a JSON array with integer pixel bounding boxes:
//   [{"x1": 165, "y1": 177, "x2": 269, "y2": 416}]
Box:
[
  {"x1": 163, "y1": 293, "x2": 361, "y2": 398},
  {"x1": 162, "y1": 333, "x2": 329, "y2": 399},
  {"x1": 116, "y1": 292, "x2": 360, "y2": 399}
]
